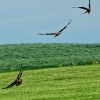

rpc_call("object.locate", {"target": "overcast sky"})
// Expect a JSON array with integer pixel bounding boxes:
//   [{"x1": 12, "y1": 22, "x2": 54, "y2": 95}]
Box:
[{"x1": 0, "y1": 0, "x2": 99, "y2": 44}]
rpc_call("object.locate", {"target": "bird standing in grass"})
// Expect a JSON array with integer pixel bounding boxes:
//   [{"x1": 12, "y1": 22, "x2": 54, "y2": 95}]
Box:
[
  {"x1": 2, "y1": 65, "x2": 22, "y2": 89},
  {"x1": 72, "y1": 0, "x2": 91, "y2": 15},
  {"x1": 37, "y1": 19, "x2": 72, "y2": 37}
]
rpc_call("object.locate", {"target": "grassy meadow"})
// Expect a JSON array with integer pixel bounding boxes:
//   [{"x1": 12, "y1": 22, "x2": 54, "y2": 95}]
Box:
[{"x1": 0, "y1": 64, "x2": 100, "y2": 100}]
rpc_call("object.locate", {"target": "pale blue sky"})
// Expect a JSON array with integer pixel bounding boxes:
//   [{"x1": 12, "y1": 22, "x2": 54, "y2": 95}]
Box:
[{"x1": 0, "y1": 0, "x2": 100, "y2": 44}]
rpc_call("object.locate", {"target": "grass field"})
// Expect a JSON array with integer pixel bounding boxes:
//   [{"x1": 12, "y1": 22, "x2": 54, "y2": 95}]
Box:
[{"x1": 0, "y1": 64, "x2": 100, "y2": 100}]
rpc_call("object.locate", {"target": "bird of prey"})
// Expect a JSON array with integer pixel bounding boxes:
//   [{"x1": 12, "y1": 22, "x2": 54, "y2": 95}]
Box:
[
  {"x1": 2, "y1": 65, "x2": 22, "y2": 89},
  {"x1": 72, "y1": 0, "x2": 91, "y2": 15},
  {"x1": 37, "y1": 19, "x2": 72, "y2": 37}
]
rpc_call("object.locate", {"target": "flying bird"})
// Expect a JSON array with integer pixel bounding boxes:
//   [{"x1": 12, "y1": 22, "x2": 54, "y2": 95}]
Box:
[
  {"x1": 72, "y1": 0, "x2": 91, "y2": 15},
  {"x1": 2, "y1": 65, "x2": 22, "y2": 89},
  {"x1": 37, "y1": 19, "x2": 72, "y2": 37}
]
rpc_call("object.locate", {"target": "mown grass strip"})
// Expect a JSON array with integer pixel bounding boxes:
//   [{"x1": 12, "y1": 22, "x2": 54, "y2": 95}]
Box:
[{"x1": 0, "y1": 64, "x2": 100, "y2": 100}]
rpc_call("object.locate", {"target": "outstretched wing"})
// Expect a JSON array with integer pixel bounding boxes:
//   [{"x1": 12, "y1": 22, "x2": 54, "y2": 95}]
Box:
[
  {"x1": 59, "y1": 25, "x2": 67, "y2": 32},
  {"x1": 77, "y1": 7, "x2": 88, "y2": 10},
  {"x1": 44, "y1": 33, "x2": 56, "y2": 35},
  {"x1": 16, "y1": 65, "x2": 22, "y2": 80},
  {"x1": 59, "y1": 19, "x2": 72, "y2": 32},
  {"x1": 78, "y1": 7, "x2": 88, "y2": 10},
  {"x1": 37, "y1": 32, "x2": 56, "y2": 35},
  {"x1": 89, "y1": 0, "x2": 91, "y2": 9},
  {"x1": 72, "y1": 7, "x2": 88, "y2": 10},
  {"x1": 37, "y1": 33, "x2": 45, "y2": 35},
  {"x1": 2, "y1": 81, "x2": 16, "y2": 89}
]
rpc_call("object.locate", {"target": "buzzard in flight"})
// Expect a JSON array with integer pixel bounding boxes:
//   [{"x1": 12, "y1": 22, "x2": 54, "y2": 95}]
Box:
[
  {"x1": 37, "y1": 19, "x2": 72, "y2": 37},
  {"x1": 2, "y1": 65, "x2": 22, "y2": 89},
  {"x1": 72, "y1": 0, "x2": 91, "y2": 15}
]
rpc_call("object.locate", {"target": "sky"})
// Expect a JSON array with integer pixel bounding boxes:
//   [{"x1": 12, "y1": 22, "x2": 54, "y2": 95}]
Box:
[{"x1": 0, "y1": 0, "x2": 100, "y2": 44}]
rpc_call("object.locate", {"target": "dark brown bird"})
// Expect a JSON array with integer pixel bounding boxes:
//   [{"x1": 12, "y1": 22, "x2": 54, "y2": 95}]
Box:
[
  {"x1": 2, "y1": 65, "x2": 22, "y2": 89},
  {"x1": 72, "y1": 0, "x2": 91, "y2": 15},
  {"x1": 37, "y1": 19, "x2": 72, "y2": 37}
]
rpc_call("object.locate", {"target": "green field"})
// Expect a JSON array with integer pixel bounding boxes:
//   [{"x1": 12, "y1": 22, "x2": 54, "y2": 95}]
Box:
[
  {"x1": 0, "y1": 43, "x2": 100, "y2": 72},
  {"x1": 0, "y1": 64, "x2": 100, "y2": 100}
]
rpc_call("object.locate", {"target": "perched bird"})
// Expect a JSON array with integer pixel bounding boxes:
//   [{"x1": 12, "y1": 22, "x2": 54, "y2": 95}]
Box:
[
  {"x1": 2, "y1": 65, "x2": 22, "y2": 89},
  {"x1": 72, "y1": 0, "x2": 91, "y2": 15},
  {"x1": 37, "y1": 19, "x2": 72, "y2": 37}
]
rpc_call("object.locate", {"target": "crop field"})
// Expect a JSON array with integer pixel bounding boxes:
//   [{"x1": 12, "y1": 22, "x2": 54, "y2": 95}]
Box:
[
  {"x1": 0, "y1": 65, "x2": 100, "y2": 100},
  {"x1": 0, "y1": 43, "x2": 100, "y2": 72}
]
